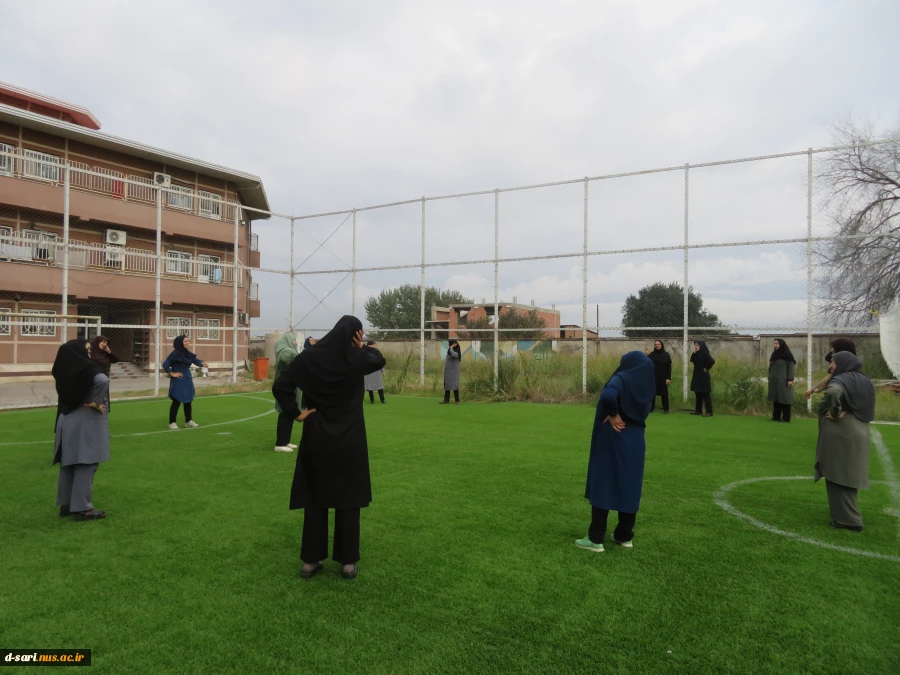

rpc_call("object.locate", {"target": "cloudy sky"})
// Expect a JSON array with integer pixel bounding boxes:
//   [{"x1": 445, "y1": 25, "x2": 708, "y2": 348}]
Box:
[{"x1": 3, "y1": 0, "x2": 898, "y2": 335}]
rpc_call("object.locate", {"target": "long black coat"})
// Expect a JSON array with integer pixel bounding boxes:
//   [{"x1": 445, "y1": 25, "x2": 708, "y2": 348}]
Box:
[
  {"x1": 272, "y1": 322, "x2": 386, "y2": 510},
  {"x1": 689, "y1": 349, "x2": 715, "y2": 393},
  {"x1": 648, "y1": 354, "x2": 671, "y2": 396}
]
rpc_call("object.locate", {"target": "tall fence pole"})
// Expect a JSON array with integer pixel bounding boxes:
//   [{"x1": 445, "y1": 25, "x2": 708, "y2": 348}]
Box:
[
  {"x1": 153, "y1": 188, "x2": 162, "y2": 397},
  {"x1": 351, "y1": 208, "x2": 357, "y2": 317},
  {"x1": 683, "y1": 163, "x2": 690, "y2": 402},
  {"x1": 493, "y1": 189, "x2": 500, "y2": 394},
  {"x1": 582, "y1": 177, "x2": 589, "y2": 395},
  {"x1": 61, "y1": 164, "x2": 70, "y2": 344},
  {"x1": 289, "y1": 217, "x2": 295, "y2": 330},
  {"x1": 420, "y1": 197, "x2": 426, "y2": 387},
  {"x1": 232, "y1": 207, "x2": 239, "y2": 384},
  {"x1": 807, "y1": 149, "x2": 814, "y2": 413}
]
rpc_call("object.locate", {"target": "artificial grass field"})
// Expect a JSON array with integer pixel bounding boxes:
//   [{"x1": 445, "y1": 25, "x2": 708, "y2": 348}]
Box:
[{"x1": 1, "y1": 394, "x2": 899, "y2": 674}]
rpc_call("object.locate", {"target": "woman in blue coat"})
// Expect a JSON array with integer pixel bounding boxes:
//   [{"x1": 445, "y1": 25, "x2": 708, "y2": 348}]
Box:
[
  {"x1": 163, "y1": 335, "x2": 207, "y2": 429},
  {"x1": 577, "y1": 350, "x2": 655, "y2": 553}
]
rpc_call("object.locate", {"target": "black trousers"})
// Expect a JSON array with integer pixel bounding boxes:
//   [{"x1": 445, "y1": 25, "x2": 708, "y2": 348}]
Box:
[
  {"x1": 276, "y1": 412, "x2": 294, "y2": 446},
  {"x1": 443, "y1": 389, "x2": 460, "y2": 403},
  {"x1": 301, "y1": 508, "x2": 361, "y2": 565},
  {"x1": 772, "y1": 402, "x2": 792, "y2": 422},
  {"x1": 169, "y1": 400, "x2": 193, "y2": 424},
  {"x1": 368, "y1": 389, "x2": 385, "y2": 403},
  {"x1": 694, "y1": 392, "x2": 713, "y2": 414},
  {"x1": 589, "y1": 507, "x2": 636, "y2": 544},
  {"x1": 650, "y1": 390, "x2": 669, "y2": 412}
]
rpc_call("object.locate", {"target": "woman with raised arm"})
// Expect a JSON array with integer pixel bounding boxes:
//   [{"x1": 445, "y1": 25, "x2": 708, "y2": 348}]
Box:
[
  {"x1": 441, "y1": 340, "x2": 462, "y2": 405},
  {"x1": 273, "y1": 315, "x2": 385, "y2": 580},
  {"x1": 814, "y1": 352, "x2": 875, "y2": 532},
  {"x1": 767, "y1": 338, "x2": 796, "y2": 423},
  {"x1": 805, "y1": 337, "x2": 857, "y2": 400},
  {"x1": 577, "y1": 351, "x2": 655, "y2": 553},
  {"x1": 52, "y1": 339, "x2": 110, "y2": 521},
  {"x1": 163, "y1": 335, "x2": 207, "y2": 430}
]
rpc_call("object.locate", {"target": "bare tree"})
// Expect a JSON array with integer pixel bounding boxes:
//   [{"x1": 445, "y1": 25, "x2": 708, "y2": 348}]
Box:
[{"x1": 817, "y1": 119, "x2": 900, "y2": 325}]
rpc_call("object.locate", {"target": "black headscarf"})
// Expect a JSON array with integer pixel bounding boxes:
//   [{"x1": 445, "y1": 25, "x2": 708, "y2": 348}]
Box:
[
  {"x1": 830, "y1": 352, "x2": 875, "y2": 422},
  {"x1": 303, "y1": 337, "x2": 314, "y2": 350},
  {"x1": 166, "y1": 335, "x2": 197, "y2": 365},
  {"x1": 52, "y1": 339, "x2": 103, "y2": 410},
  {"x1": 694, "y1": 340, "x2": 709, "y2": 357},
  {"x1": 647, "y1": 340, "x2": 672, "y2": 364},
  {"x1": 287, "y1": 315, "x2": 367, "y2": 408},
  {"x1": 770, "y1": 338, "x2": 796, "y2": 364},
  {"x1": 824, "y1": 337, "x2": 857, "y2": 363},
  {"x1": 448, "y1": 340, "x2": 462, "y2": 358}
]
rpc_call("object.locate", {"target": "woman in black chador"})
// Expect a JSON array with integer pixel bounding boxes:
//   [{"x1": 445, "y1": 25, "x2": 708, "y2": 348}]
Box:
[
  {"x1": 689, "y1": 340, "x2": 716, "y2": 417},
  {"x1": 647, "y1": 340, "x2": 672, "y2": 413},
  {"x1": 272, "y1": 315, "x2": 385, "y2": 580}
]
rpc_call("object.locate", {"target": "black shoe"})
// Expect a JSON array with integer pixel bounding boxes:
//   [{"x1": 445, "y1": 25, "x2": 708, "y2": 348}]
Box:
[
  {"x1": 830, "y1": 521, "x2": 863, "y2": 533},
  {"x1": 663, "y1": 411, "x2": 669, "y2": 415},
  {"x1": 73, "y1": 509, "x2": 107, "y2": 521},
  {"x1": 690, "y1": 412, "x2": 702, "y2": 416},
  {"x1": 59, "y1": 505, "x2": 72, "y2": 517},
  {"x1": 341, "y1": 564, "x2": 359, "y2": 580},
  {"x1": 704, "y1": 413, "x2": 713, "y2": 417},
  {"x1": 380, "y1": 400, "x2": 386, "y2": 404},
  {"x1": 300, "y1": 562, "x2": 324, "y2": 579},
  {"x1": 769, "y1": 418, "x2": 781, "y2": 422}
]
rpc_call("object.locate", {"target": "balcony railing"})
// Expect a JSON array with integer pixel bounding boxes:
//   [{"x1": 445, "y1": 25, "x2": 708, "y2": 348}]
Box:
[
  {"x1": 0, "y1": 144, "x2": 238, "y2": 223},
  {"x1": 0, "y1": 232, "x2": 242, "y2": 286}
]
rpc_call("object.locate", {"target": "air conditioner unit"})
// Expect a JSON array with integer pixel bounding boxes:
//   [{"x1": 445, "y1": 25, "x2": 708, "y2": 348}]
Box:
[
  {"x1": 105, "y1": 229, "x2": 127, "y2": 246},
  {"x1": 153, "y1": 172, "x2": 172, "y2": 187},
  {"x1": 238, "y1": 311, "x2": 249, "y2": 325}
]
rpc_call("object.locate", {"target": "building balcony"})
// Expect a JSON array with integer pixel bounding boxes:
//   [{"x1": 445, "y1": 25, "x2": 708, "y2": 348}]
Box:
[{"x1": 0, "y1": 232, "x2": 248, "y2": 308}]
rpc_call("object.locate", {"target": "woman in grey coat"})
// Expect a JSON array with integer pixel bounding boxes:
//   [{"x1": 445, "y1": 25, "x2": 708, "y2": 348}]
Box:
[
  {"x1": 767, "y1": 338, "x2": 796, "y2": 422},
  {"x1": 814, "y1": 352, "x2": 875, "y2": 532},
  {"x1": 364, "y1": 341, "x2": 386, "y2": 404},
  {"x1": 51, "y1": 339, "x2": 111, "y2": 522},
  {"x1": 441, "y1": 340, "x2": 462, "y2": 405}
]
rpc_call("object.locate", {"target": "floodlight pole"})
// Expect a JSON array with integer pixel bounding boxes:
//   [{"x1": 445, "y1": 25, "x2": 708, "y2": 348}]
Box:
[
  {"x1": 493, "y1": 189, "x2": 500, "y2": 393},
  {"x1": 582, "y1": 177, "x2": 589, "y2": 395},
  {"x1": 420, "y1": 197, "x2": 426, "y2": 387},
  {"x1": 807, "y1": 149, "x2": 814, "y2": 413},
  {"x1": 683, "y1": 163, "x2": 690, "y2": 402}
]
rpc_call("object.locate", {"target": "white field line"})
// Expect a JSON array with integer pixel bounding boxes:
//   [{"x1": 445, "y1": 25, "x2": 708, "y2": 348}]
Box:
[
  {"x1": 0, "y1": 394, "x2": 274, "y2": 447},
  {"x1": 871, "y1": 428, "x2": 900, "y2": 538},
  {"x1": 713, "y1": 476, "x2": 900, "y2": 564}
]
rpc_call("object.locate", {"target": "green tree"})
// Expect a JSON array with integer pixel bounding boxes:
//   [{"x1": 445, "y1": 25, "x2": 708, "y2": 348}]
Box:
[
  {"x1": 462, "y1": 308, "x2": 547, "y2": 341},
  {"x1": 621, "y1": 282, "x2": 723, "y2": 338},
  {"x1": 364, "y1": 284, "x2": 472, "y2": 339}
]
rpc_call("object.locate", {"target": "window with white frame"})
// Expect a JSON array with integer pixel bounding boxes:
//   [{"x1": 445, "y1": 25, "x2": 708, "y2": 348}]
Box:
[
  {"x1": 197, "y1": 318, "x2": 220, "y2": 340},
  {"x1": 250, "y1": 282, "x2": 259, "y2": 300},
  {"x1": 0, "y1": 142, "x2": 14, "y2": 176},
  {"x1": 166, "y1": 250, "x2": 192, "y2": 276},
  {"x1": 0, "y1": 308, "x2": 9, "y2": 336},
  {"x1": 166, "y1": 184, "x2": 194, "y2": 210},
  {"x1": 198, "y1": 190, "x2": 222, "y2": 219},
  {"x1": 250, "y1": 232, "x2": 259, "y2": 251},
  {"x1": 166, "y1": 316, "x2": 191, "y2": 338},
  {"x1": 22, "y1": 149, "x2": 60, "y2": 182},
  {"x1": 0, "y1": 225, "x2": 11, "y2": 243},
  {"x1": 197, "y1": 254, "x2": 221, "y2": 283},
  {"x1": 21, "y1": 309, "x2": 56, "y2": 337}
]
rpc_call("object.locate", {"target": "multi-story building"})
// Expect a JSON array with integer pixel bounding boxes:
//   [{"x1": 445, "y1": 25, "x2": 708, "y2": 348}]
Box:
[
  {"x1": 0, "y1": 82, "x2": 268, "y2": 380},
  {"x1": 430, "y1": 301, "x2": 562, "y2": 339}
]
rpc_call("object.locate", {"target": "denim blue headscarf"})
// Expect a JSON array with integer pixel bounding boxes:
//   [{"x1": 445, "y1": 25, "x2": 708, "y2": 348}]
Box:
[{"x1": 605, "y1": 350, "x2": 656, "y2": 421}]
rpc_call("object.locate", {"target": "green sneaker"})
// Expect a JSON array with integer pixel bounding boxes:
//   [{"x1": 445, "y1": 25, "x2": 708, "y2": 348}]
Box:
[{"x1": 575, "y1": 536, "x2": 604, "y2": 553}]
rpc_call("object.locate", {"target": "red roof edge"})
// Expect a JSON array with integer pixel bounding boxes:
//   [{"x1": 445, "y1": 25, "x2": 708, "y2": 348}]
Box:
[{"x1": 0, "y1": 81, "x2": 101, "y2": 130}]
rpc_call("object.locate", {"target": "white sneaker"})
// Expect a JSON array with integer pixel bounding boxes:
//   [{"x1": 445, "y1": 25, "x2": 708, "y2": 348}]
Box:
[
  {"x1": 274, "y1": 445, "x2": 294, "y2": 453},
  {"x1": 185, "y1": 421, "x2": 200, "y2": 428},
  {"x1": 612, "y1": 537, "x2": 634, "y2": 548},
  {"x1": 287, "y1": 443, "x2": 298, "y2": 450},
  {"x1": 168, "y1": 423, "x2": 179, "y2": 430}
]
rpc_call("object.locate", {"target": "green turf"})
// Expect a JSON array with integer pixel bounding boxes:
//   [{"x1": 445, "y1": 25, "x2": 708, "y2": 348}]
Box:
[{"x1": 1, "y1": 395, "x2": 899, "y2": 674}]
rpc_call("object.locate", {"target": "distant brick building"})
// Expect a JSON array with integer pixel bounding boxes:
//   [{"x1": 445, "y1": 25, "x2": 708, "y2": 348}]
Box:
[{"x1": 430, "y1": 302, "x2": 561, "y2": 339}]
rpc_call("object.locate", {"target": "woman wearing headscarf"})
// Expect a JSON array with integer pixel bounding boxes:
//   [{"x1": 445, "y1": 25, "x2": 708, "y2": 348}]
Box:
[
  {"x1": 767, "y1": 338, "x2": 796, "y2": 422},
  {"x1": 273, "y1": 333, "x2": 301, "y2": 453},
  {"x1": 577, "y1": 351, "x2": 655, "y2": 552},
  {"x1": 364, "y1": 341, "x2": 386, "y2": 404},
  {"x1": 52, "y1": 339, "x2": 110, "y2": 521},
  {"x1": 272, "y1": 315, "x2": 385, "y2": 580},
  {"x1": 805, "y1": 337, "x2": 857, "y2": 400},
  {"x1": 689, "y1": 340, "x2": 716, "y2": 417},
  {"x1": 162, "y1": 335, "x2": 207, "y2": 429},
  {"x1": 89, "y1": 335, "x2": 121, "y2": 377},
  {"x1": 814, "y1": 352, "x2": 875, "y2": 532},
  {"x1": 647, "y1": 340, "x2": 672, "y2": 414},
  {"x1": 441, "y1": 339, "x2": 462, "y2": 405}
]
